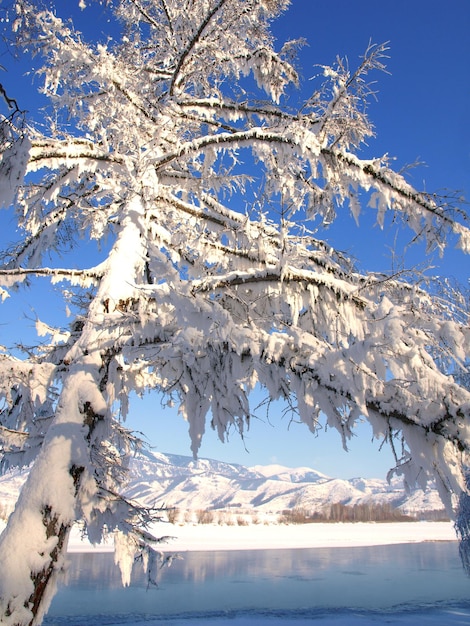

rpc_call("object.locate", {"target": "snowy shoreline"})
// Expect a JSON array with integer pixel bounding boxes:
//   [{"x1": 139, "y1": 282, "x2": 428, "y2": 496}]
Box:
[{"x1": 66, "y1": 520, "x2": 457, "y2": 553}]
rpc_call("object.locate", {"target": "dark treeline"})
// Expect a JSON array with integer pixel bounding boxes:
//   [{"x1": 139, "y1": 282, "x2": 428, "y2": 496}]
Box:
[{"x1": 279, "y1": 503, "x2": 449, "y2": 524}]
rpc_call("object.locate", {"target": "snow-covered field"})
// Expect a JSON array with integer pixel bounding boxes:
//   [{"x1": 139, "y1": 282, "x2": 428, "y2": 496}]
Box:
[{"x1": 67, "y1": 519, "x2": 457, "y2": 552}]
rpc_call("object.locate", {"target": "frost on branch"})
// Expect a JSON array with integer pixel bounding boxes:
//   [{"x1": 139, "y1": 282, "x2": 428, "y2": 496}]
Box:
[
  {"x1": 0, "y1": 0, "x2": 469, "y2": 623},
  {"x1": 0, "y1": 82, "x2": 29, "y2": 210}
]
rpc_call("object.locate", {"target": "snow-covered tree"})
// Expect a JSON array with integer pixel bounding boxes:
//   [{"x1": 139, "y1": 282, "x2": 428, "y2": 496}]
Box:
[{"x1": 0, "y1": 0, "x2": 469, "y2": 623}]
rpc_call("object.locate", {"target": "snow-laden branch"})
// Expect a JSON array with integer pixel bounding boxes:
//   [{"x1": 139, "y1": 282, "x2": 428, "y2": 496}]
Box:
[
  {"x1": 169, "y1": 0, "x2": 229, "y2": 96},
  {"x1": 316, "y1": 41, "x2": 389, "y2": 149},
  {"x1": 154, "y1": 125, "x2": 308, "y2": 169},
  {"x1": 28, "y1": 139, "x2": 124, "y2": 169},
  {"x1": 0, "y1": 266, "x2": 104, "y2": 289},
  {"x1": 0, "y1": 425, "x2": 29, "y2": 447},
  {"x1": 177, "y1": 97, "x2": 316, "y2": 124},
  {"x1": 191, "y1": 265, "x2": 367, "y2": 307},
  {"x1": 153, "y1": 126, "x2": 470, "y2": 253},
  {"x1": 127, "y1": 0, "x2": 165, "y2": 31},
  {"x1": 330, "y1": 149, "x2": 466, "y2": 229}
]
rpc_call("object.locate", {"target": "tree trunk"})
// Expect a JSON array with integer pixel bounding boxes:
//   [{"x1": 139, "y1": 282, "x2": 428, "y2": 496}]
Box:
[
  {"x1": 0, "y1": 203, "x2": 145, "y2": 624},
  {"x1": 24, "y1": 512, "x2": 72, "y2": 626},
  {"x1": 0, "y1": 362, "x2": 105, "y2": 626}
]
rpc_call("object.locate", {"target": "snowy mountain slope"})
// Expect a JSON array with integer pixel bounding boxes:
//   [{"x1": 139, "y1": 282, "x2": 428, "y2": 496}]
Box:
[
  {"x1": 125, "y1": 451, "x2": 445, "y2": 516},
  {"x1": 0, "y1": 450, "x2": 446, "y2": 520}
]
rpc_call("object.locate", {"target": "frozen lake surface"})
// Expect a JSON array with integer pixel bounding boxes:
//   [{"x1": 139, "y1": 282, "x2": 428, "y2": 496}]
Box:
[{"x1": 45, "y1": 541, "x2": 470, "y2": 626}]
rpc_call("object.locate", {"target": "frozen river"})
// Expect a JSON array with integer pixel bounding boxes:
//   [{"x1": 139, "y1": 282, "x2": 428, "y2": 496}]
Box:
[{"x1": 45, "y1": 541, "x2": 470, "y2": 625}]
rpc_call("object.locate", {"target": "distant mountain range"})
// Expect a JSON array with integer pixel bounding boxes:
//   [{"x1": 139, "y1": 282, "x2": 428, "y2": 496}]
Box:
[
  {"x1": 123, "y1": 450, "x2": 446, "y2": 520},
  {"x1": 0, "y1": 450, "x2": 447, "y2": 522}
]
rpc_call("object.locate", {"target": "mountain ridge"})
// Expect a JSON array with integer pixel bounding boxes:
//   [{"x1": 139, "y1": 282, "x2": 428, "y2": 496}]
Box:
[
  {"x1": 125, "y1": 451, "x2": 446, "y2": 519},
  {"x1": 0, "y1": 450, "x2": 447, "y2": 522}
]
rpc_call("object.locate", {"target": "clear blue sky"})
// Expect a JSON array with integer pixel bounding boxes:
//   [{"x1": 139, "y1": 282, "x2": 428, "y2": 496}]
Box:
[{"x1": 0, "y1": 1, "x2": 469, "y2": 478}]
